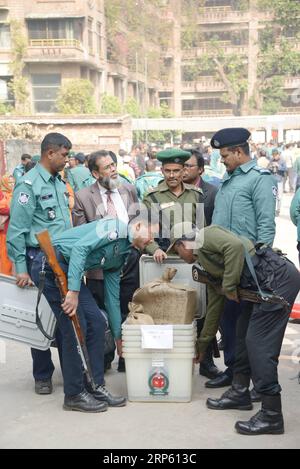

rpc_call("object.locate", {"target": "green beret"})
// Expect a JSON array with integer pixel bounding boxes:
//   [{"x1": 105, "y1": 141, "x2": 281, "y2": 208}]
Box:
[
  {"x1": 68, "y1": 151, "x2": 76, "y2": 158},
  {"x1": 32, "y1": 154, "x2": 41, "y2": 163},
  {"x1": 157, "y1": 149, "x2": 191, "y2": 165}
]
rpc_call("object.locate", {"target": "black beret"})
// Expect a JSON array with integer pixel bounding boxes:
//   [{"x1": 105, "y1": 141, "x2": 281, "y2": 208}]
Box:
[
  {"x1": 74, "y1": 152, "x2": 85, "y2": 163},
  {"x1": 211, "y1": 128, "x2": 251, "y2": 149}
]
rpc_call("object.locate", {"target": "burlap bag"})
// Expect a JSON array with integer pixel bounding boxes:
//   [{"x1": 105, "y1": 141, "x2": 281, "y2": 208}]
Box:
[
  {"x1": 125, "y1": 303, "x2": 155, "y2": 325},
  {"x1": 132, "y1": 268, "x2": 197, "y2": 324}
]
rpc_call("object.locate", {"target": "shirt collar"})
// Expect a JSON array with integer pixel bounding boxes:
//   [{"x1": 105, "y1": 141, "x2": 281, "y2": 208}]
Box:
[
  {"x1": 37, "y1": 163, "x2": 61, "y2": 183},
  {"x1": 223, "y1": 159, "x2": 256, "y2": 181}
]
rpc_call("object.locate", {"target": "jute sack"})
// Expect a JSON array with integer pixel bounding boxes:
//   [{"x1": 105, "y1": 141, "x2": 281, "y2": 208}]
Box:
[
  {"x1": 132, "y1": 268, "x2": 197, "y2": 324},
  {"x1": 125, "y1": 303, "x2": 155, "y2": 325}
]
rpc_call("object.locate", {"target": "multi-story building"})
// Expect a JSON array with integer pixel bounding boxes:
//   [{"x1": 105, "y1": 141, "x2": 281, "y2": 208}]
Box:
[
  {"x1": 0, "y1": 0, "x2": 299, "y2": 118},
  {"x1": 160, "y1": 0, "x2": 300, "y2": 118},
  {"x1": 0, "y1": 0, "x2": 170, "y2": 114}
]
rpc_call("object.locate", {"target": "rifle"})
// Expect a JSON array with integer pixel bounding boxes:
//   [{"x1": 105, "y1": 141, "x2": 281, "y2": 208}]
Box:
[
  {"x1": 36, "y1": 230, "x2": 97, "y2": 392},
  {"x1": 192, "y1": 265, "x2": 290, "y2": 310}
]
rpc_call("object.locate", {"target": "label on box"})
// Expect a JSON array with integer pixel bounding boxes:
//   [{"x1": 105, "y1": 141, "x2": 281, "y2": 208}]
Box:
[{"x1": 141, "y1": 325, "x2": 173, "y2": 349}]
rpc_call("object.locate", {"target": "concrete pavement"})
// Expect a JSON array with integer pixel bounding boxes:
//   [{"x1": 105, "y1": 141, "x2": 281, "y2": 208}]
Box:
[{"x1": 0, "y1": 193, "x2": 299, "y2": 449}]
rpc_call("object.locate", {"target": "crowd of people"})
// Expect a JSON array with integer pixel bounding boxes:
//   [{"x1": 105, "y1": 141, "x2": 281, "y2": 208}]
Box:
[{"x1": 0, "y1": 128, "x2": 300, "y2": 436}]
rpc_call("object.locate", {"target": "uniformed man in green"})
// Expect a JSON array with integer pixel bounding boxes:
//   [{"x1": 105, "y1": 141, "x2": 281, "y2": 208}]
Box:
[
  {"x1": 67, "y1": 152, "x2": 95, "y2": 192},
  {"x1": 168, "y1": 222, "x2": 300, "y2": 435},
  {"x1": 7, "y1": 132, "x2": 72, "y2": 395},
  {"x1": 143, "y1": 148, "x2": 204, "y2": 263},
  {"x1": 12, "y1": 154, "x2": 32, "y2": 182}
]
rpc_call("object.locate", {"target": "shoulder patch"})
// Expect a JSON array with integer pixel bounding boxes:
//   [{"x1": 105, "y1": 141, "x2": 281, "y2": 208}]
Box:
[
  {"x1": 272, "y1": 185, "x2": 278, "y2": 198},
  {"x1": 253, "y1": 166, "x2": 271, "y2": 175},
  {"x1": 24, "y1": 179, "x2": 33, "y2": 186},
  {"x1": 18, "y1": 192, "x2": 30, "y2": 206},
  {"x1": 108, "y1": 230, "x2": 119, "y2": 241}
]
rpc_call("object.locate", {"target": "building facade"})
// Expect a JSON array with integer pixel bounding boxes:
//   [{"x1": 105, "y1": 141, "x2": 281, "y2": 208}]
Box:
[{"x1": 0, "y1": 0, "x2": 299, "y2": 118}]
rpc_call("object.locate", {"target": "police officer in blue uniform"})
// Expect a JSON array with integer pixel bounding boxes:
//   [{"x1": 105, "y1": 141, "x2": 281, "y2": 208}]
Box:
[
  {"x1": 206, "y1": 128, "x2": 277, "y2": 390},
  {"x1": 7, "y1": 133, "x2": 73, "y2": 395}
]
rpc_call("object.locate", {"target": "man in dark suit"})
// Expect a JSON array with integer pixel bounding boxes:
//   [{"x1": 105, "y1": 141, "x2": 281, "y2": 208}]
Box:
[
  {"x1": 183, "y1": 148, "x2": 222, "y2": 380},
  {"x1": 73, "y1": 150, "x2": 139, "y2": 371},
  {"x1": 183, "y1": 149, "x2": 218, "y2": 225}
]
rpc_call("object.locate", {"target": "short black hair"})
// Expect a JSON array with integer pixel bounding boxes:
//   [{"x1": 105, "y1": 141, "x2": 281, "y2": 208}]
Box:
[
  {"x1": 24, "y1": 161, "x2": 36, "y2": 173},
  {"x1": 41, "y1": 133, "x2": 72, "y2": 154},
  {"x1": 88, "y1": 150, "x2": 111, "y2": 173},
  {"x1": 230, "y1": 142, "x2": 250, "y2": 156},
  {"x1": 21, "y1": 154, "x2": 31, "y2": 162},
  {"x1": 190, "y1": 149, "x2": 205, "y2": 169}
]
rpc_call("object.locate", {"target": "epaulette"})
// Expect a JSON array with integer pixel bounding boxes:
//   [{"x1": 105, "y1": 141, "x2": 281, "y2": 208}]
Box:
[
  {"x1": 253, "y1": 166, "x2": 271, "y2": 175},
  {"x1": 184, "y1": 183, "x2": 204, "y2": 194}
]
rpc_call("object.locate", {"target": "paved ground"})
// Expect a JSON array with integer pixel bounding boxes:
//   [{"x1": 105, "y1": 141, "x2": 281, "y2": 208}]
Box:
[{"x1": 0, "y1": 193, "x2": 299, "y2": 450}]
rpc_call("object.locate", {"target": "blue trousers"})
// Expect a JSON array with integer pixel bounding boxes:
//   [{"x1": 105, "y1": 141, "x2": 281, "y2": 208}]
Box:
[{"x1": 31, "y1": 251, "x2": 106, "y2": 397}]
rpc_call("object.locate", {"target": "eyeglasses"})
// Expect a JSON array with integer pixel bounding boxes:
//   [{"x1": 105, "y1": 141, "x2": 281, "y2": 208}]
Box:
[{"x1": 184, "y1": 164, "x2": 198, "y2": 169}]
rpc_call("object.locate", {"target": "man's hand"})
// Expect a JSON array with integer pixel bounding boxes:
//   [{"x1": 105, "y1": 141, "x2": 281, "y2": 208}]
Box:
[
  {"x1": 16, "y1": 273, "x2": 34, "y2": 289},
  {"x1": 116, "y1": 339, "x2": 123, "y2": 357},
  {"x1": 194, "y1": 351, "x2": 205, "y2": 364},
  {"x1": 153, "y1": 249, "x2": 167, "y2": 264},
  {"x1": 62, "y1": 291, "x2": 79, "y2": 317},
  {"x1": 224, "y1": 289, "x2": 240, "y2": 303}
]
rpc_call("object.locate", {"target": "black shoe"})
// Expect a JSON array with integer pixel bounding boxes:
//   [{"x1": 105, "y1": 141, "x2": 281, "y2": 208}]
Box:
[
  {"x1": 35, "y1": 379, "x2": 53, "y2": 395},
  {"x1": 117, "y1": 356, "x2": 126, "y2": 373},
  {"x1": 235, "y1": 395, "x2": 284, "y2": 435},
  {"x1": 205, "y1": 372, "x2": 233, "y2": 388},
  {"x1": 250, "y1": 388, "x2": 262, "y2": 403},
  {"x1": 90, "y1": 384, "x2": 127, "y2": 407},
  {"x1": 200, "y1": 363, "x2": 222, "y2": 380},
  {"x1": 63, "y1": 390, "x2": 108, "y2": 413},
  {"x1": 206, "y1": 385, "x2": 253, "y2": 411}
]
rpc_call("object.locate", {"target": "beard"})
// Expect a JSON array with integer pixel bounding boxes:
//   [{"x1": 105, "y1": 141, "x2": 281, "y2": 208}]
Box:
[{"x1": 99, "y1": 176, "x2": 120, "y2": 190}]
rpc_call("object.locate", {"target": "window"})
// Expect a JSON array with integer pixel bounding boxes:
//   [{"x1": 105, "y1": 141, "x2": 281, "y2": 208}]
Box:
[
  {"x1": 0, "y1": 77, "x2": 14, "y2": 106},
  {"x1": 96, "y1": 22, "x2": 101, "y2": 56},
  {"x1": 0, "y1": 23, "x2": 10, "y2": 48},
  {"x1": 27, "y1": 19, "x2": 83, "y2": 41},
  {"x1": 32, "y1": 74, "x2": 61, "y2": 113},
  {"x1": 88, "y1": 18, "x2": 93, "y2": 53},
  {"x1": 182, "y1": 98, "x2": 232, "y2": 112}
]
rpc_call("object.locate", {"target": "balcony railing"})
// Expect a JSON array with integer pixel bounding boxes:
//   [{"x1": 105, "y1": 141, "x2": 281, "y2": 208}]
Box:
[
  {"x1": 0, "y1": 0, "x2": 8, "y2": 7},
  {"x1": 182, "y1": 109, "x2": 233, "y2": 117},
  {"x1": 196, "y1": 6, "x2": 249, "y2": 23},
  {"x1": 182, "y1": 78, "x2": 226, "y2": 92},
  {"x1": 182, "y1": 43, "x2": 248, "y2": 58},
  {"x1": 29, "y1": 39, "x2": 82, "y2": 49},
  {"x1": 284, "y1": 77, "x2": 300, "y2": 89}
]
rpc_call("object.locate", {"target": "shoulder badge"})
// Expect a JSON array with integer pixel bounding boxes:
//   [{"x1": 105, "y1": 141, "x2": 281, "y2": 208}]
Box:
[
  {"x1": 272, "y1": 186, "x2": 278, "y2": 198},
  {"x1": 253, "y1": 166, "x2": 271, "y2": 175},
  {"x1": 24, "y1": 180, "x2": 33, "y2": 186},
  {"x1": 18, "y1": 192, "x2": 30, "y2": 206},
  {"x1": 108, "y1": 230, "x2": 119, "y2": 241}
]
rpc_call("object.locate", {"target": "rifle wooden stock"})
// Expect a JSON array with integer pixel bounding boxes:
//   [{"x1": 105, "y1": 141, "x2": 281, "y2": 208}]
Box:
[
  {"x1": 36, "y1": 230, "x2": 83, "y2": 343},
  {"x1": 192, "y1": 265, "x2": 290, "y2": 309}
]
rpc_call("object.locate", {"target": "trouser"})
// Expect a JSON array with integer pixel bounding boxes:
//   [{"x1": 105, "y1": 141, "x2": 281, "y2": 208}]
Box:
[
  {"x1": 31, "y1": 251, "x2": 106, "y2": 397},
  {"x1": 86, "y1": 278, "x2": 115, "y2": 367},
  {"x1": 233, "y1": 257, "x2": 300, "y2": 395},
  {"x1": 219, "y1": 300, "x2": 243, "y2": 377},
  {"x1": 27, "y1": 247, "x2": 63, "y2": 381}
]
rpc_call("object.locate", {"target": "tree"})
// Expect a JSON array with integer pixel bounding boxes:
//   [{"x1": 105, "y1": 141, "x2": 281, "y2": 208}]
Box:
[
  {"x1": 56, "y1": 79, "x2": 97, "y2": 114},
  {"x1": 252, "y1": 0, "x2": 300, "y2": 114},
  {"x1": 9, "y1": 20, "x2": 30, "y2": 114},
  {"x1": 100, "y1": 93, "x2": 122, "y2": 115}
]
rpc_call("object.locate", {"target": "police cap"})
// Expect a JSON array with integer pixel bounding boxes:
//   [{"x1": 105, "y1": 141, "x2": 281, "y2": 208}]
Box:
[
  {"x1": 156, "y1": 148, "x2": 191, "y2": 165},
  {"x1": 211, "y1": 128, "x2": 251, "y2": 149},
  {"x1": 74, "y1": 152, "x2": 85, "y2": 164}
]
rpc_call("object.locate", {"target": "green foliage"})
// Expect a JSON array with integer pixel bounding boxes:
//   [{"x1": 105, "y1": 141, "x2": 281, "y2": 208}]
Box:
[
  {"x1": 101, "y1": 93, "x2": 122, "y2": 115},
  {"x1": 261, "y1": 76, "x2": 286, "y2": 114},
  {"x1": 124, "y1": 98, "x2": 141, "y2": 117},
  {"x1": 9, "y1": 20, "x2": 30, "y2": 114},
  {"x1": 56, "y1": 79, "x2": 97, "y2": 114}
]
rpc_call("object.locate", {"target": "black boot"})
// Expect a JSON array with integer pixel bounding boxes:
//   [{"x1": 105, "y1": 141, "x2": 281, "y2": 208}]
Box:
[
  {"x1": 235, "y1": 394, "x2": 284, "y2": 435},
  {"x1": 199, "y1": 343, "x2": 222, "y2": 379},
  {"x1": 207, "y1": 374, "x2": 252, "y2": 411},
  {"x1": 63, "y1": 390, "x2": 108, "y2": 413}
]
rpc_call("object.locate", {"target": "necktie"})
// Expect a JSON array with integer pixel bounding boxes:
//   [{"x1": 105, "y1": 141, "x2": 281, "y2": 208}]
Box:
[{"x1": 106, "y1": 190, "x2": 117, "y2": 217}]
